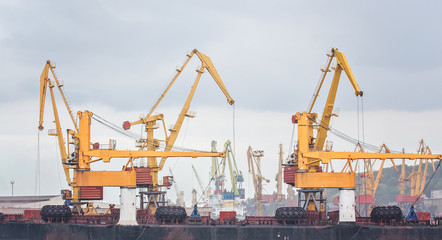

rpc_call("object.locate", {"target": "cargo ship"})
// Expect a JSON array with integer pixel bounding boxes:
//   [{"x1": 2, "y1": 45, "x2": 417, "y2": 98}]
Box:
[{"x1": 1, "y1": 205, "x2": 442, "y2": 240}]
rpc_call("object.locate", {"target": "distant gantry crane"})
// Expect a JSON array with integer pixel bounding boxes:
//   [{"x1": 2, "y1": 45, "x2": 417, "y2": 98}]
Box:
[
  {"x1": 211, "y1": 141, "x2": 223, "y2": 195},
  {"x1": 355, "y1": 144, "x2": 398, "y2": 217},
  {"x1": 247, "y1": 147, "x2": 269, "y2": 216},
  {"x1": 396, "y1": 140, "x2": 436, "y2": 212},
  {"x1": 275, "y1": 144, "x2": 285, "y2": 204},
  {"x1": 169, "y1": 168, "x2": 185, "y2": 207},
  {"x1": 209, "y1": 140, "x2": 246, "y2": 219},
  {"x1": 218, "y1": 140, "x2": 245, "y2": 199}
]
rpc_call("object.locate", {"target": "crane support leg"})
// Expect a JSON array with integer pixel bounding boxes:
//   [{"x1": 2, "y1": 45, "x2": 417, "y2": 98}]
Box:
[
  {"x1": 339, "y1": 188, "x2": 356, "y2": 224},
  {"x1": 117, "y1": 187, "x2": 138, "y2": 226}
]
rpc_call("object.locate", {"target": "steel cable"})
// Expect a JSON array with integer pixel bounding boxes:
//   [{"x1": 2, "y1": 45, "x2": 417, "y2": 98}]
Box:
[{"x1": 91, "y1": 114, "x2": 211, "y2": 153}]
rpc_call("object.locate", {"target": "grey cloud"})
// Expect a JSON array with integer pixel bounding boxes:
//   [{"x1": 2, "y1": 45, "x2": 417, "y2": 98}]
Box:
[{"x1": 0, "y1": 0, "x2": 441, "y2": 113}]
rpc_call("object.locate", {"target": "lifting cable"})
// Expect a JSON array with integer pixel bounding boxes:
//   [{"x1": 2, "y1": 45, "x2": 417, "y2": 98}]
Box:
[
  {"x1": 356, "y1": 96, "x2": 361, "y2": 216},
  {"x1": 361, "y1": 97, "x2": 366, "y2": 146},
  {"x1": 312, "y1": 96, "x2": 400, "y2": 153},
  {"x1": 357, "y1": 96, "x2": 360, "y2": 143},
  {"x1": 92, "y1": 114, "x2": 139, "y2": 140},
  {"x1": 356, "y1": 95, "x2": 369, "y2": 217},
  {"x1": 232, "y1": 104, "x2": 236, "y2": 159},
  {"x1": 328, "y1": 125, "x2": 401, "y2": 153},
  {"x1": 360, "y1": 96, "x2": 368, "y2": 217},
  {"x1": 352, "y1": 96, "x2": 365, "y2": 237}
]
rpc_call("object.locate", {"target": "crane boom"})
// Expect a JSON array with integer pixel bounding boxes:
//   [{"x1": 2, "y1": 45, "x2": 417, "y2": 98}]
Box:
[
  {"x1": 39, "y1": 60, "x2": 78, "y2": 132},
  {"x1": 145, "y1": 49, "x2": 234, "y2": 118},
  {"x1": 38, "y1": 62, "x2": 50, "y2": 131},
  {"x1": 312, "y1": 48, "x2": 363, "y2": 152}
]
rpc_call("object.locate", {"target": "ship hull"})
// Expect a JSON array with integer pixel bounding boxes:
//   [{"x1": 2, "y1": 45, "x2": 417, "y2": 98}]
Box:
[{"x1": 1, "y1": 223, "x2": 442, "y2": 240}]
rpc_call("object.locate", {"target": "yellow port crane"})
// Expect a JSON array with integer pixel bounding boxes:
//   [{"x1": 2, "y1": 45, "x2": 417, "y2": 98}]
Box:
[
  {"x1": 247, "y1": 147, "x2": 269, "y2": 216},
  {"x1": 292, "y1": 47, "x2": 363, "y2": 212},
  {"x1": 284, "y1": 48, "x2": 442, "y2": 223},
  {"x1": 39, "y1": 49, "x2": 234, "y2": 224},
  {"x1": 121, "y1": 49, "x2": 234, "y2": 212},
  {"x1": 169, "y1": 168, "x2": 185, "y2": 207},
  {"x1": 396, "y1": 140, "x2": 436, "y2": 210},
  {"x1": 218, "y1": 140, "x2": 245, "y2": 198},
  {"x1": 275, "y1": 144, "x2": 285, "y2": 204},
  {"x1": 410, "y1": 140, "x2": 435, "y2": 197},
  {"x1": 356, "y1": 144, "x2": 398, "y2": 216},
  {"x1": 211, "y1": 141, "x2": 223, "y2": 195}
]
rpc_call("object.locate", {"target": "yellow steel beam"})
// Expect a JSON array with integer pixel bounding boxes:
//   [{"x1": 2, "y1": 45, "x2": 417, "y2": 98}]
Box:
[
  {"x1": 308, "y1": 52, "x2": 334, "y2": 114},
  {"x1": 83, "y1": 150, "x2": 225, "y2": 163},
  {"x1": 302, "y1": 151, "x2": 442, "y2": 164},
  {"x1": 334, "y1": 49, "x2": 363, "y2": 97},
  {"x1": 76, "y1": 171, "x2": 136, "y2": 187},
  {"x1": 38, "y1": 61, "x2": 50, "y2": 130},
  {"x1": 126, "y1": 114, "x2": 163, "y2": 129},
  {"x1": 194, "y1": 50, "x2": 235, "y2": 105},
  {"x1": 295, "y1": 172, "x2": 355, "y2": 188}
]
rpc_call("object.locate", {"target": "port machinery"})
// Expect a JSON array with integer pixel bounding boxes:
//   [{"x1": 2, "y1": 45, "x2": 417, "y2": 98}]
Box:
[
  {"x1": 37, "y1": 49, "x2": 234, "y2": 225},
  {"x1": 282, "y1": 48, "x2": 442, "y2": 224},
  {"x1": 2, "y1": 48, "x2": 442, "y2": 240}
]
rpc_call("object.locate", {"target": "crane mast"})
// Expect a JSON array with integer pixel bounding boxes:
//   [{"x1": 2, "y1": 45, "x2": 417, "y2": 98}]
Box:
[
  {"x1": 215, "y1": 140, "x2": 244, "y2": 199},
  {"x1": 247, "y1": 147, "x2": 269, "y2": 216},
  {"x1": 276, "y1": 144, "x2": 284, "y2": 204}
]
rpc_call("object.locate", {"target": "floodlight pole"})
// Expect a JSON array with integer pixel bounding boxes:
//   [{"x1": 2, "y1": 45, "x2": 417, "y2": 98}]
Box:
[{"x1": 10, "y1": 180, "x2": 15, "y2": 196}]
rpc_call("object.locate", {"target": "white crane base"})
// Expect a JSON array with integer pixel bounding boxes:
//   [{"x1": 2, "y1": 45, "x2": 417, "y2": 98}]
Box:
[
  {"x1": 339, "y1": 188, "x2": 356, "y2": 224},
  {"x1": 117, "y1": 187, "x2": 138, "y2": 226}
]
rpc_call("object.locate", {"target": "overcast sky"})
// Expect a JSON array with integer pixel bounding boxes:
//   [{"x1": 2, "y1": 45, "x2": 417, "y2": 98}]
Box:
[{"x1": 1, "y1": 1, "x2": 441, "y2": 205}]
